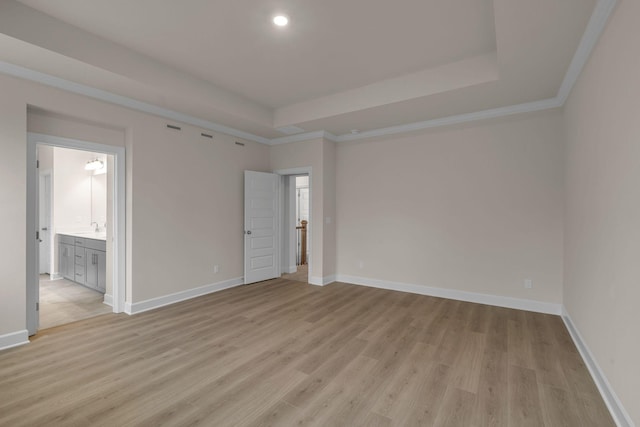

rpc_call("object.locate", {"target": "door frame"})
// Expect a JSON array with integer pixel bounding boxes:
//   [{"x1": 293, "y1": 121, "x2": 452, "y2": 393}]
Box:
[
  {"x1": 26, "y1": 133, "x2": 126, "y2": 335},
  {"x1": 38, "y1": 170, "x2": 52, "y2": 275},
  {"x1": 274, "y1": 167, "x2": 312, "y2": 284}
]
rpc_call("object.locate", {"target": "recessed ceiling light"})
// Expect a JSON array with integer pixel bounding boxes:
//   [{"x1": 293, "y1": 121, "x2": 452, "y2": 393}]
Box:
[{"x1": 273, "y1": 15, "x2": 289, "y2": 27}]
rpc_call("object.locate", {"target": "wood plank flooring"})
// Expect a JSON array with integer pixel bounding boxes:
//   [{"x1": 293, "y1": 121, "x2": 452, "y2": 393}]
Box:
[
  {"x1": 281, "y1": 264, "x2": 308, "y2": 283},
  {"x1": 0, "y1": 279, "x2": 614, "y2": 426},
  {"x1": 39, "y1": 275, "x2": 112, "y2": 330}
]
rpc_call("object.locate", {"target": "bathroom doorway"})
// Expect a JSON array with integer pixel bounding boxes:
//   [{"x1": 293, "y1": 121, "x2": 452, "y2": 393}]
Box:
[
  {"x1": 27, "y1": 133, "x2": 126, "y2": 335},
  {"x1": 37, "y1": 145, "x2": 112, "y2": 329}
]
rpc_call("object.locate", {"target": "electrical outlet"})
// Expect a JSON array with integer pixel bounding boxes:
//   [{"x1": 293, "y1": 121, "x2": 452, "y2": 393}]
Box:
[
  {"x1": 358, "y1": 261, "x2": 364, "y2": 269},
  {"x1": 524, "y1": 279, "x2": 533, "y2": 289},
  {"x1": 214, "y1": 265, "x2": 219, "y2": 274}
]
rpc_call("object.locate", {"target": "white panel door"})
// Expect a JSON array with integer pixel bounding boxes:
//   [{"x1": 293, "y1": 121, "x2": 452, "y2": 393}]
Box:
[
  {"x1": 39, "y1": 173, "x2": 51, "y2": 274},
  {"x1": 244, "y1": 171, "x2": 279, "y2": 284}
]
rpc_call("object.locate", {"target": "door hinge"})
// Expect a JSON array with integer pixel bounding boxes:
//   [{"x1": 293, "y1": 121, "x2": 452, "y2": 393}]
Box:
[
  {"x1": 36, "y1": 160, "x2": 39, "y2": 169},
  {"x1": 36, "y1": 231, "x2": 40, "y2": 240},
  {"x1": 36, "y1": 302, "x2": 39, "y2": 311}
]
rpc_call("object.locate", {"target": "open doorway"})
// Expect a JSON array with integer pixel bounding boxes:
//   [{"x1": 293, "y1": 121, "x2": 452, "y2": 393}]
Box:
[
  {"x1": 37, "y1": 145, "x2": 112, "y2": 329},
  {"x1": 280, "y1": 173, "x2": 310, "y2": 284},
  {"x1": 27, "y1": 133, "x2": 126, "y2": 336}
]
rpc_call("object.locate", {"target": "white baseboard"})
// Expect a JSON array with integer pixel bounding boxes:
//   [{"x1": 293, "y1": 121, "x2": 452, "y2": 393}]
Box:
[
  {"x1": 308, "y1": 276, "x2": 323, "y2": 286},
  {"x1": 309, "y1": 275, "x2": 336, "y2": 286},
  {"x1": 288, "y1": 265, "x2": 297, "y2": 274},
  {"x1": 323, "y1": 275, "x2": 336, "y2": 285},
  {"x1": 50, "y1": 272, "x2": 62, "y2": 280},
  {"x1": 103, "y1": 293, "x2": 113, "y2": 307},
  {"x1": 0, "y1": 330, "x2": 29, "y2": 352},
  {"x1": 124, "y1": 277, "x2": 244, "y2": 315},
  {"x1": 335, "y1": 274, "x2": 562, "y2": 315},
  {"x1": 562, "y1": 307, "x2": 634, "y2": 427}
]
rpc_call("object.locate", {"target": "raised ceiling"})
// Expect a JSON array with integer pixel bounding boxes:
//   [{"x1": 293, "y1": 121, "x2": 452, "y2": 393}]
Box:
[{"x1": 0, "y1": 0, "x2": 610, "y2": 143}]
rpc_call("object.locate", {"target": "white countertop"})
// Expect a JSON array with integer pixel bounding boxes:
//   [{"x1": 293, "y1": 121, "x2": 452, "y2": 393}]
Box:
[{"x1": 58, "y1": 231, "x2": 107, "y2": 241}]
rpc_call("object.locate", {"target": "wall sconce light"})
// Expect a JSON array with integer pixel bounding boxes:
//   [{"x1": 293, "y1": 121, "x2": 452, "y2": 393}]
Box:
[{"x1": 85, "y1": 159, "x2": 104, "y2": 171}]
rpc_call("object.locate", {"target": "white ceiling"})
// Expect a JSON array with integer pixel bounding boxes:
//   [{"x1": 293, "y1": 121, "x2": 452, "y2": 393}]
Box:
[{"x1": 0, "y1": 0, "x2": 607, "y2": 142}]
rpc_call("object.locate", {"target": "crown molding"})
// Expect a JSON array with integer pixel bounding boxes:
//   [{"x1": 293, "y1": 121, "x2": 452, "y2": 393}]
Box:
[
  {"x1": 556, "y1": 0, "x2": 618, "y2": 104},
  {"x1": 0, "y1": 60, "x2": 271, "y2": 145},
  {"x1": 0, "y1": 0, "x2": 616, "y2": 146},
  {"x1": 269, "y1": 130, "x2": 338, "y2": 145},
  {"x1": 334, "y1": 97, "x2": 563, "y2": 142},
  {"x1": 331, "y1": 0, "x2": 616, "y2": 143}
]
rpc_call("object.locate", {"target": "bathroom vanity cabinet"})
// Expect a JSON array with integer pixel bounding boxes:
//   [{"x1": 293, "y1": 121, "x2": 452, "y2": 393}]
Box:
[
  {"x1": 58, "y1": 234, "x2": 106, "y2": 293},
  {"x1": 58, "y1": 235, "x2": 75, "y2": 280}
]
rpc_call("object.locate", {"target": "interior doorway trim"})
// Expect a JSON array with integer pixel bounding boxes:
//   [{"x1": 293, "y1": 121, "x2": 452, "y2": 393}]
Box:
[
  {"x1": 26, "y1": 132, "x2": 126, "y2": 335},
  {"x1": 274, "y1": 167, "x2": 312, "y2": 284},
  {"x1": 38, "y1": 170, "x2": 53, "y2": 276}
]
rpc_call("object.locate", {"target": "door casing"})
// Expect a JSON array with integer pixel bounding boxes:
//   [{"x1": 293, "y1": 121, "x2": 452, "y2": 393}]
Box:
[
  {"x1": 26, "y1": 133, "x2": 126, "y2": 336},
  {"x1": 274, "y1": 167, "x2": 312, "y2": 284},
  {"x1": 38, "y1": 172, "x2": 52, "y2": 275}
]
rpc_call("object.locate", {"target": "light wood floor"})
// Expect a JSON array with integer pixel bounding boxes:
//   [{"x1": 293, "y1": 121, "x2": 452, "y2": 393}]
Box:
[
  {"x1": 281, "y1": 264, "x2": 308, "y2": 283},
  {"x1": 39, "y1": 275, "x2": 112, "y2": 330},
  {"x1": 0, "y1": 279, "x2": 613, "y2": 426}
]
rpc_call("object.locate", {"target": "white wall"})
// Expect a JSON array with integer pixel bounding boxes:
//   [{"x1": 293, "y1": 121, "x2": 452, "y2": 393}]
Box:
[
  {"x1": 30, "y1": 113, "x2": 119, "y2": 297},
  {"x1": 564, "y1": 0, "x2": 640, "y2": 424},
  {"x1": 270, "y1": 139, "x2": 325, "y2": 282},
  {"x1": 91, "y1": 172, "x2": 107, "y2": 229},
  {"x1": 38, "y1": 144, "x2": 53, "y2": 170},
  {"x1": 0, "y1": 9, "x2": 635, "y2": 423},
  {"x1": 0, "y1": 71, "x2": 270, "y2": 343},
  {"x1": 270, "y1": 138, "x2": 338, "y2": 284},
  {"x1": 0, "y1": 78, "x2": 27, "y2": 340},
  {"x1": 336, "y1": 111, "x2": 565, "y2": 304},
  {"x1": 129, "y1": 118, "x2": 269, "y2": 302},
  {"x1": 29, "y1": 109, "x2": 125, "y2": 302},
  {"x1": 52, "y1": 147, "x2": 95, "y2": 233},
  {"x1": 322, "y1": 139, "x2": 337, "y2": 279}
]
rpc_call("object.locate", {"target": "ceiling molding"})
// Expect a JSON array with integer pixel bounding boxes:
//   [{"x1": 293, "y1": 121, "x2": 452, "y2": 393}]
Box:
[
  {"x1": 556, "y1": 0, "x2": 618, "y2": 104},
  {"x1": 330, "y1": 0, "x2": 616, "y2": 143},
  {"x1": 275, "y1": 125, "x2": 306, "y2": 135},
  {"x1": 0, "y1": 0, "x2": 616, "y2": 146},
  {"x1": 333, "y1": 97, "x2": 564, "y2": 142},
  {"x1": 0, "y1": 60, "x2": 271, "y2": 145},
  {"x1": 269, "y1": 130, "x2": 338, "y2": 146}
]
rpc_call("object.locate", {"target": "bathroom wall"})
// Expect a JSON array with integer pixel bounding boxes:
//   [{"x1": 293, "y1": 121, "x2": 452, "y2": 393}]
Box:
[
  {"x1": 91, "y1": 171, "x2": 107, "y2": 228},
  {"x1": 52, "y1": 147, "x2": 100, "y2": 234}
]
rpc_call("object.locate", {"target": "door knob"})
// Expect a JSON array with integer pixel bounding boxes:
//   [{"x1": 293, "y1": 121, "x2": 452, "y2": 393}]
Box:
[{"x1": 246, "y1": 230, "x2": 252, "y2": 235}]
